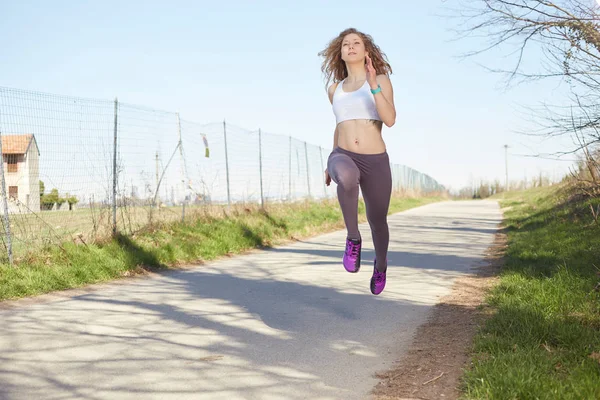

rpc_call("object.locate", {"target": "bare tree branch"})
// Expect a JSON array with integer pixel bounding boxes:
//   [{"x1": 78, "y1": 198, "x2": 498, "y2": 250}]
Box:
[{"x1": 448, "y1": 0, "x2": 600, "y2": 199}]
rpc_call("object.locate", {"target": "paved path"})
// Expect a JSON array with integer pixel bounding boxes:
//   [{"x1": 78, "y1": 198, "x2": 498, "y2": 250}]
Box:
[{"x1": 0, "y1": 200, "x2": 502, "y2": 400}]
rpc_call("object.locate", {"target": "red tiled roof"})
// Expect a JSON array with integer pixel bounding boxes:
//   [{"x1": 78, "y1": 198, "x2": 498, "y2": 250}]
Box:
[{"x1": 1, "y1": 134, "x2": 38, "y2": 155}]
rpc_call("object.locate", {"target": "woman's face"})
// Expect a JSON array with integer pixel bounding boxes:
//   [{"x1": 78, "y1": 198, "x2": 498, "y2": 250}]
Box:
[{"x1": 341, "y1": 33, "x2": 367, "y2": 63}]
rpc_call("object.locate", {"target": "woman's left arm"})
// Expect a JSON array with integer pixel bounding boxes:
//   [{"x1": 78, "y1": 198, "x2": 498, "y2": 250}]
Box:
[{"x1": 371, "y1": 74, "x2": 396, "y2": 127}]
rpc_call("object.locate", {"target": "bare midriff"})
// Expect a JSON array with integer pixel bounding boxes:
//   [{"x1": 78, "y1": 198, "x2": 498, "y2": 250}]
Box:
[{"x1": 336, "y1": 119, "x2": 386, "y2": 154}]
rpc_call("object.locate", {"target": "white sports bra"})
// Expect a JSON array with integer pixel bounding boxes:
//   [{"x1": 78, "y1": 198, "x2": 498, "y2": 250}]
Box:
[{"x1": 332, "y1": 79, "x2": 381, "y2": 125}]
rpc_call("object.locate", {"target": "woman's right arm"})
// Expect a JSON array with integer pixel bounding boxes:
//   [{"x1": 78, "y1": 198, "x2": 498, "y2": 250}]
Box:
[
  {"x1": 325, "y1": 82, "x2": 339, "y2": 186},
  {"x1": 328, "y1": 82, "x2": 339, "y2": 150}
]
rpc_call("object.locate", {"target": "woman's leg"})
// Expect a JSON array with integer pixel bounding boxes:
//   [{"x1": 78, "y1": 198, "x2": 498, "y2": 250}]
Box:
[
  {"x1": 327, "y1": 149, "x2": 362, "y2": 272},
  {"x1": 327, "y1": 150, "x2": 361, "y2": 240},
  {"x1": 358, "y1": 153, "x2": 392, "y2": 273}
]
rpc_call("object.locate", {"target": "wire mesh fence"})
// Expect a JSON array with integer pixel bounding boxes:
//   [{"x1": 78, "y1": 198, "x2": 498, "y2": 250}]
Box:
[{"x1": 0, "y1": 86, "x2": 445, "y2": 263}]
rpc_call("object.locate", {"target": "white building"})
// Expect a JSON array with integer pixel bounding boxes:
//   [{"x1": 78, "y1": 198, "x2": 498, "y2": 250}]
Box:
[{"x1": 2, "y1": 134, "x2": 40, "y2": 213}]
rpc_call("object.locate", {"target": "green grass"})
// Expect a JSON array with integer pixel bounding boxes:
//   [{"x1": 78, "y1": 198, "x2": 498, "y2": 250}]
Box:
[
  {"x1": 461, "y1": 184, "x2": 600, "y2": 399},
  {"x1": 0, "y1": 195, "x2": 442, "y2": 301}
]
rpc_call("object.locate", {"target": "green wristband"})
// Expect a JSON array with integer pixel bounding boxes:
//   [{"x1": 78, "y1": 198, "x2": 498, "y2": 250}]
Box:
[{"x1": 370, "y1": 85, "x2": 381, "y2": 95}]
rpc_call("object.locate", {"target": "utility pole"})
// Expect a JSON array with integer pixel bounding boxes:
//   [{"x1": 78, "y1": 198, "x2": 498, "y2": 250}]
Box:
[{"x1": 504, "y1": 144, "x2": 509, "y2": 192}]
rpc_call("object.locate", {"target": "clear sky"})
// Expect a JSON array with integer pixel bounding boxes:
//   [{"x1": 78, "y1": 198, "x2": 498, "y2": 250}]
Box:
[{"x1": 0, "y1": 0, "x2": 578, "y2": 193}]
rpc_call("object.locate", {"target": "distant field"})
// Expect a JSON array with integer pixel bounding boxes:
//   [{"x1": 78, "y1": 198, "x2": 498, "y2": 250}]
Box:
[{"x1": 5, "y1": 204, "x2": 211, "y2": 259}]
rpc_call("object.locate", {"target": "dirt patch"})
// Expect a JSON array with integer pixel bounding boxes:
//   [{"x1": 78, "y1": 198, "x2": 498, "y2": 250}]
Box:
[{"x1": 371, "y1": 227, "x2": 507, "y2": 400}]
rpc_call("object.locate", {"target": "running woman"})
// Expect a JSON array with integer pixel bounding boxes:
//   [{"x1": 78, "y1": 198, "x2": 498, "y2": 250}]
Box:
[{"x1": 319, "y1": 28, "x2": 396, "y2": 295}]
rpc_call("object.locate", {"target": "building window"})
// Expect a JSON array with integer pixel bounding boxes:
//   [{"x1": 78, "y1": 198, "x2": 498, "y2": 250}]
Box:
[
  {"x1": 8, "y1": 186, "x2": 18, "y2": 200},
  {"x1": 5, "y1": 155, "x2": 18, "y2": 173}
]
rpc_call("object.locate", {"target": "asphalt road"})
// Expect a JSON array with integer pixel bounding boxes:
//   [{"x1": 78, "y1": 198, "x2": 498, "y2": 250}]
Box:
[{"x1": 0, "y1": 199, "x2": 502, "y2": 400}]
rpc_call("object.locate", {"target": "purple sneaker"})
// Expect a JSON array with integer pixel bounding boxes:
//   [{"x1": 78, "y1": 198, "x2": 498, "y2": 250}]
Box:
[
  {"x1": 370, "y1": 258, "x2": 387, "y2": 295},
  {"x1": 343, "y1": 238, "x2": 361, "y2": 273}
]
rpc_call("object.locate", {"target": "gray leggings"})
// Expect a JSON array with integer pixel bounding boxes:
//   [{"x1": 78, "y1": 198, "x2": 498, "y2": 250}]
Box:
[{"x1": 327, "y1": 146, "x2": 392, "y2": 269}]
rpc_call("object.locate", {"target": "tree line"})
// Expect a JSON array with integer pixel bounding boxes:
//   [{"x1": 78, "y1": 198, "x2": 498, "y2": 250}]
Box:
[{"x1": 39, "y1": 180, "x2": 79, "y2": 210}]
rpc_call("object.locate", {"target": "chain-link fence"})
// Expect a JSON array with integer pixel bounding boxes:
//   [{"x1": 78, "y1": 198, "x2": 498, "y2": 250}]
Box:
[{"x1": 0, "y1": 86, "x2": 445, "y2": 262}]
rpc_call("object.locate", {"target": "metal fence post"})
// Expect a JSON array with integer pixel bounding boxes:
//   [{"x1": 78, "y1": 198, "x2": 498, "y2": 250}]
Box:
[
  {"x1": 390, "y1": 162, "x2": 398, "y2": 193},
  {"x1": 0, "y1": 130, "x2": 13, "y2": 265},
  {"x1": 112, "y1": 97, "x2": 118, "y2": 237},
  {"x1": 258, "y1": 129, "x2": 264, "y2": 207},
  {"x1": 319, "y1": 146, "x2": 326, "y2": 198},
  {"x1": 288, "y1": 136, "x2": 292, "y2": 201},
  {"x1": 304, "y1": 141, "x2": 311, "y2": 199},
  {"x1": 177, "y1": 112, "x2": 186, "y2": 222},
  {"x1": 223, "y1": 120, "x2": 231, "y2": 207}
]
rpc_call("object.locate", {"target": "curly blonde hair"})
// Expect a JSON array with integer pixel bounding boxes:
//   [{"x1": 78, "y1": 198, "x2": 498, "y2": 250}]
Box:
[{"x1": 318, "y1": 28, "x2": 392, "y2": 88}]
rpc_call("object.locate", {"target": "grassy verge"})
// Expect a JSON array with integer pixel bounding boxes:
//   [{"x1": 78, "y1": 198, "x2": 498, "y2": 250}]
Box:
[
  {"x1": 461, "y1": 184, "x2": 600, "y2": 399},
  {"x1": 0, "y1": 195, "x2": 442, "y2": 301}
]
